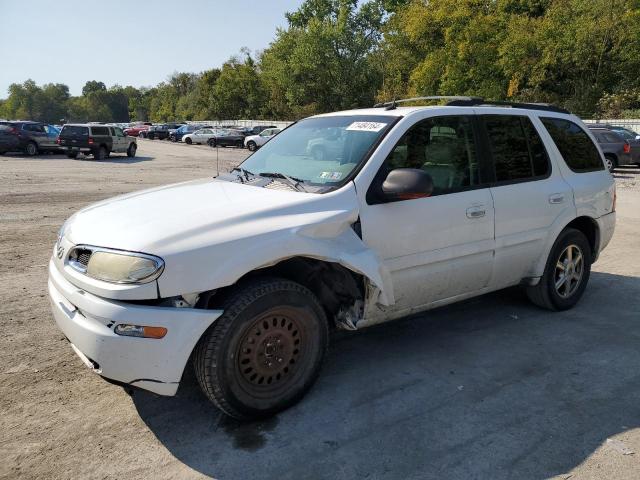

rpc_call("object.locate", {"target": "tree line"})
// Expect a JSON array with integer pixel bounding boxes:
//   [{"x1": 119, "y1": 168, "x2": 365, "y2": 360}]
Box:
[{"x1": 1, "y1": 0, "x2": 639, "y2": 124}]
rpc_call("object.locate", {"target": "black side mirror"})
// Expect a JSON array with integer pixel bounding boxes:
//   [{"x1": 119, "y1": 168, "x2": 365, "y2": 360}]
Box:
[{"x1": 381, "y1": 168, "x2": 433, "y2": 201}]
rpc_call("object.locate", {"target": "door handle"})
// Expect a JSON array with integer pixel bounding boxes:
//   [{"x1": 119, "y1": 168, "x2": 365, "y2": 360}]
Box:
[
  {"x1": 466, "y1": 206, "x2": 486, "y2": 219},
  {"x1": 549, "y1": 193, "x2": 565, "y2": 204}
]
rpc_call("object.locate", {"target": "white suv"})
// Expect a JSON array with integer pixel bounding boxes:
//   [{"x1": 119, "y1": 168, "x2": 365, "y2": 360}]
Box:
[
  {"x1": 48, "y1": 97, "x2": 616, "y2": 419},
  {"x1": 244, "y1": 127, "x2": 281, "y2": 151}
]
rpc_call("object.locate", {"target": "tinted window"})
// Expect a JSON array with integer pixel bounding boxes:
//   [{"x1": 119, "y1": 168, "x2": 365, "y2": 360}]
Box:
[
  {"x1": 384, "y1": 115, "x2": 479, "y2": 196},
  {"x1": 114, "y1": 127, "x2": 125, "y2": 137},
  {"x1": 603, "y1": 132, "x2": 623, "y2": 143},
  {"x1": 61, "y1": 126, "x2": 89, "y2": 136},
  {"x1": 541, "y1": 118, "x2": 603, "y2": 172},
  {"x1": 91, "y1": 126, "x2": 109, "y2": 136},
  {"x1": 483, "y1": 115, "x2": 550, "y2": 182},
  {"x1": 24, "y1": 124, "x2": 45, "y2": 133}
]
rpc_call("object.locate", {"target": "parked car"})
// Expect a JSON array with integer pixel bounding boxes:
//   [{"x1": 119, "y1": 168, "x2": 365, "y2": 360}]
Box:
[
  {"x1": 49, "y1": 98, "x2": 615, "y2": 420},
  {"x1": 244, "y1": 127, "x2": 281, "y2": 151},
  {"x1": 588, "y1": 124, "x2": 640, "y2": 165},
  {"x1": 124, "y1": 123, "x2": 152, "y2": 137},
  {"x1": 247, "y1": 125, "x2": 277, "y2": 135},
  {"x1": 169, "y1": 124, "x2": 210, "y2": 142},
  {"x1": 207, "y1": 129, "x2": 245, "y2": 148},
  {"x1": 0, "y1": 120, "x2": 60, "y2": 155},
  {"x1": 147, "y1": 123, "x2": 183, "y2": 140},
  {"x1": 588, "y1": 128, "x2": 633, "y2": 171},
  {"x1": 182, "y1": 128, "x2": 220, "y2": 145},
  {"x1": 57, "y1": 124, "x2": 137, "y2": 159}
]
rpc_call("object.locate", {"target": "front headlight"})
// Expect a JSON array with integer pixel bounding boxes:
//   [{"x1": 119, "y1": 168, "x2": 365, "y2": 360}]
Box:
[{"x1": 68, "y1": 246, "x2": 164, "y2": 284}]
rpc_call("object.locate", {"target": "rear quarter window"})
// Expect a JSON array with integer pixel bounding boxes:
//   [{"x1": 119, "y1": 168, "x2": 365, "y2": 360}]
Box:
[
  {"x1": 540, "y1": 118, "x2": 604, "y2": 172},
  {"x1": 90, "y1": 126, "x2": 110, "y2": 136}
]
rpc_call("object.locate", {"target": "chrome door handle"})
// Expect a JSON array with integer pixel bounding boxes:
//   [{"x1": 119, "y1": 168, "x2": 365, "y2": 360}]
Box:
[
  {"x1": 466, "y1": 206, "x2": 486, "y2": 218},
  {"x1": 549, "y1": 193, "x2": 565, "y2": 204}
]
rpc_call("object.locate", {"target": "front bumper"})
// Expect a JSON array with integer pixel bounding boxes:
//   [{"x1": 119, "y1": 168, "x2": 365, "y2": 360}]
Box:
[{"x1": 48, "y1": 258, "x2": 222, "y2": 395}]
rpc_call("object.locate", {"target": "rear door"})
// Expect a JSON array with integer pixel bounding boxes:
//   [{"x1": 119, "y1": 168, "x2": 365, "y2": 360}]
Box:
[
  {"x1": 25, "y1": 123, "x2": 49, "y2": 148},
  {"x1": 480, "y1": 113, "x2": 574, "y2": 288}
]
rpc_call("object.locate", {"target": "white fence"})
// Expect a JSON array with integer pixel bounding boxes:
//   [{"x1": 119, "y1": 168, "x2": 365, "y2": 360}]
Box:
[
  {"x1": 185, "y1": 119, "x2": 293, "y2": 129},
  {"x1": 584, "y1": 119, "x2": 640, "y2": 133}
]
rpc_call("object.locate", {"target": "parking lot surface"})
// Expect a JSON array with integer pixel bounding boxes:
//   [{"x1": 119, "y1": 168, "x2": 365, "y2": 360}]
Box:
[{"x1": 1, "y1": 140, "x2": 639, "y2": 480}]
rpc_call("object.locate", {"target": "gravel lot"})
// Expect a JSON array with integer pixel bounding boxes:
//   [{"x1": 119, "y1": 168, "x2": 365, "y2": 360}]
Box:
[{"x1": 1, "y1": 139, "x2": 639, "y2": 480}]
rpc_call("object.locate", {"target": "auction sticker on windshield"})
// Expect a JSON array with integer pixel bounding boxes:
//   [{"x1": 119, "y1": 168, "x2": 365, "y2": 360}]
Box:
[{"x1": 346, "y1": 121, "x2": 387, "y2": 132}]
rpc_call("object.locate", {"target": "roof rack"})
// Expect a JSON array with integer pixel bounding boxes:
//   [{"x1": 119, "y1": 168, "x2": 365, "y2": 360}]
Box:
[
  {"x1": 374, "y1": 96, "x2": 570, "y2": 114},
  {"x1": 373, "y1": 96, "x2": 483, "y2": 110}
]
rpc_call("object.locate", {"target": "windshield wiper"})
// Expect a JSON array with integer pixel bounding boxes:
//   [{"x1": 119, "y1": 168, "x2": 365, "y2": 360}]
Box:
[
  {"x1": 230, "y1": 167, "x2": 255, "y2": 183},
  {"x1": 259, "y1": 172, "x2": 309, "y2": 192}
]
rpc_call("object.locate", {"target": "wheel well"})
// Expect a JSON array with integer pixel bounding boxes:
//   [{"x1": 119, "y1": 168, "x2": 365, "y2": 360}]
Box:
[
  {"x1": 565, "y1": 216, "x2": 599, "y2": 260},
  {"x1": 604, "y1": 152, "x2": 617, "y2": 161},
  {"x1": 200, "y1": 257, "x2": 365, "y2": 327}
]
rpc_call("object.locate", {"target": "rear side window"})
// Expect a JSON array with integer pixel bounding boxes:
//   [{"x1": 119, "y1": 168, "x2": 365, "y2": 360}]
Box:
[
  {"x1": 61, "y1": 126, "x2": 89, "y2": 136},
  {"x1": 91, "y1": 126, "x2": 109, "y2": 136},
  {"x1": 482, "y1": 115, "x2": 550, "y2": 182},
  {"x1": 540, "y1": 118, "x2": 603, "y2": 172}
]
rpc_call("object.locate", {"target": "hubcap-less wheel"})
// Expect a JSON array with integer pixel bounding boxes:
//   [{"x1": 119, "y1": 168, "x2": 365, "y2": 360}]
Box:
[
  {"x1": 554, "y1": 244, "x2": 584, "y2": 298},
  {"x1": 236, "y1": 307, "x2": 306, "y2": 397}
]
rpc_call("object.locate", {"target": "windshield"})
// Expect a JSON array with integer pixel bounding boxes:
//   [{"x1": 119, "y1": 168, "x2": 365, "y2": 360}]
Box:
[{"x1": 230, "y1": 115, "x2": 397, "y2": 192}]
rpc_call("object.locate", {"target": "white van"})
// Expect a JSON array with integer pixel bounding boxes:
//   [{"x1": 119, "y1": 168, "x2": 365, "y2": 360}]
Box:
[{"x1": 49, "y1": 97, "x2": 616, "y2": 419}]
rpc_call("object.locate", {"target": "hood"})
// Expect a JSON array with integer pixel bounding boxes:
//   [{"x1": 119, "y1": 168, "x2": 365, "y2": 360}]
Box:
[{"x1": 65, "y1": 178, "x2": 357, "y2": 256}]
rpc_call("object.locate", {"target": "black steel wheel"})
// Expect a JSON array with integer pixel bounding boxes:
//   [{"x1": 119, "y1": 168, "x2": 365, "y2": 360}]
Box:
[{"x1": 193, "y1": 277, "x2": 328, "y2": 420}]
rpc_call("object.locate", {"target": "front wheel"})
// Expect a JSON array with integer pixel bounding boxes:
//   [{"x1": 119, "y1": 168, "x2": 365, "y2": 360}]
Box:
[
  {"x1": 66, "y1": 152, "x2": 78, "y2": 159},
  {"x1": 193, "y1": 277, "x2": 329, "y2": 420},
  {"x1": 127, "y1": 143, "x2": 137, "y2": 157},
  {"x1": 25, "y1": 142, "x2": 38, "y2": 156},
  {"x1": 185, "y1": 137, "x2": 192, "y2": 145},
  {"x1": 604, "y1": 155, "x2": 617, "y2": 173},
  {"x1": 526, "y1": 228, "x2": 592, "y2": 311},
  {"x1": 208, "y1": 138, "x2": 216, "y2": 148}
]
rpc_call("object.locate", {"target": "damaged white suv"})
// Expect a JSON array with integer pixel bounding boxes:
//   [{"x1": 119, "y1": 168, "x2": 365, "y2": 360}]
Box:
[{"x1": 49, "y1": 97, "x2": 616, "y2": 419}]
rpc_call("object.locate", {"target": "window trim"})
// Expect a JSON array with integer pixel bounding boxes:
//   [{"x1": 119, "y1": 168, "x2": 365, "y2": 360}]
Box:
[
  {"x1": 366, "y1": 114, "x2": 491, "y2": 205},
  {"x1": 478, "y1": 113, "x2": 552, "y2": 188}
]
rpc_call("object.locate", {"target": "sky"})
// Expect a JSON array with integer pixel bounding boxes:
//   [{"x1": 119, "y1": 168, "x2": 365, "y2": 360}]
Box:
[{"x1": 0, "y1": 0, "x2": 304, "y2": 97}]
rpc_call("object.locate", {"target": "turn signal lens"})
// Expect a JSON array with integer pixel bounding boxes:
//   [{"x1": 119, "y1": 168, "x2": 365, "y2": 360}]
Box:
[{"x1": 114, "y1": 324, "x2": 167, "y2": 339}]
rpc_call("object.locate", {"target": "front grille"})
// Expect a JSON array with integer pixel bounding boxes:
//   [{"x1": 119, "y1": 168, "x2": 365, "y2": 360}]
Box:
[{"x1": 68, "y1": 247, "x2": 93, "y2": 273}]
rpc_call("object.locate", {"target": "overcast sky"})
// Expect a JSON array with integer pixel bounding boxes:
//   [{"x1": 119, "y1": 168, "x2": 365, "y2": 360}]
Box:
[{"x1": 0, "y1": 0, "x2": 303, "y2": 97}]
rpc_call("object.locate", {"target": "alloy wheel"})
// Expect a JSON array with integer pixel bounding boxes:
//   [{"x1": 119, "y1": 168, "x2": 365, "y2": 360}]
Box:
[{"x1": 554, "y1": 244, "x2": 584, "y2": 298}]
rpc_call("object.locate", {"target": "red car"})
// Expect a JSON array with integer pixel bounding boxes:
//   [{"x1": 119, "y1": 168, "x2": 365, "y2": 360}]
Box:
[{"x1": 124, "y1": 123, "x2": 152, "y2": 137}]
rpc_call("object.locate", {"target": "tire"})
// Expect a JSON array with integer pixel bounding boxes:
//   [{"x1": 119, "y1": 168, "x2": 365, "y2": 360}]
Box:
[
  {"x1": 25, "y1": 142, "x2": 38, "y2": 156},
  {"x1": 94, "y1": 146, "x2": 107, "y2": 160},
  {"x1": 0, "y1": 151, "x2": 5, "y2": 155},
  {"x1": 247, "y1": 141, "x2": 257, "y2": 152},
  {"x1": 236, "y1": 140, "x2": 243, "y2": 148},
  {"x1": 604, "y1": 155, "x2": 617, "y2": 173},
  {"x1": 170, "y1": 136, "x2": 177, "y2": 142},
  {"x1": 127, "y1": 143, "x2": 137, "y2": 157},
  {"x1": 66, "y1": 152, "x2": 78, "y2": 159},
  {"x1": 185, "y1": 137, "x2": 192, "y2": 145},
  {"x1": 208, "y1": 138, "x2": 216, "y2": 148},
  {"x1": 526, "y1": 228, "x2": 592, "y2": 311},
  {"x1": 193, "y1": 277, "x2": 329, "y2": 420}
]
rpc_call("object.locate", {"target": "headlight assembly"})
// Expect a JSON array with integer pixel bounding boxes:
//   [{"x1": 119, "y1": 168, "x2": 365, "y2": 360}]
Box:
[{"x1": 67, "y1": 246, "x2": 164, "y2": 284}]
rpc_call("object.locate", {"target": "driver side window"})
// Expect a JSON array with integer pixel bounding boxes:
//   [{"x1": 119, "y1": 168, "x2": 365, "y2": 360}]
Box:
[{"x1": 385, "y1": 115, "x2": 479, "y2": 196}]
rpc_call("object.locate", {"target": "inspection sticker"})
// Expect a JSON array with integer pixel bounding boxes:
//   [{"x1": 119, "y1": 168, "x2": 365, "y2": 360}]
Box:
[
  {"x1": 346, "y1": 121, "x2": 387, "y2": 132},
  {"x1": 319, "y1": 171, "x2": 343, "y2": 180}
]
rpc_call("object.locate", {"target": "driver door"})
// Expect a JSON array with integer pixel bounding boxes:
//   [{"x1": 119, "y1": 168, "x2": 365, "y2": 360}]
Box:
[{"x1": 359, "y1": 114, "x2": 496, "y2": 318}]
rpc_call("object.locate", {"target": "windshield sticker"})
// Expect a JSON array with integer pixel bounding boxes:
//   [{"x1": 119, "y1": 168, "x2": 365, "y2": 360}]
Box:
[
  {"x1": 346, "y1": 121, "x2": 387, "y2": 132},
  {"x1": 319, "y1": 171, "x2": 343, "y2": 180}
]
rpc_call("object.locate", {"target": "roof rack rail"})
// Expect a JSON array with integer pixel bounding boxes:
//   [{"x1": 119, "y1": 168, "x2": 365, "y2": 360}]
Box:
[
  {"x1": 374, "y1": 96, "x2": 570, "y2": 114},
  {"x1": 374, "y1": 96, "x2": 483, "y2": 110},
  {"x1": 445, "y1": 98, "x2": 570, "y2": 114}
]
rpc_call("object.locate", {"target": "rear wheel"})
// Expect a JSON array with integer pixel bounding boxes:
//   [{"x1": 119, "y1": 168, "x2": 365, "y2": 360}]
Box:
[
  {"x1": 604, "y1": 155, "x2": 617, "y2": 173},
  {"x1": 193, "y1": 277, "x2": 329, "y2": 420},
  {"x1": 25, "y1": 142, "x2": 38, "y2": 156},
  {"x1": 94, "y1": 146, "x2": 107, "y2": 160},
  {"x1": 66, "y1": 152, "x2": 78, "y2": 159},
  {"x1": 236, "y1": 140, "x2": 244, "y2": 148},
  {"x1": 208, "y1": 138, "x2": 216, "y2": 148},
  {"x1": 526, "y1": 228, "x2": 592, "y2": 311},
  {"x1": 185, "y1": 137, "x2": 192, "y2": 145},
  {"x1": 247, "y1": 141, "x2": 257, "y2": 151}
]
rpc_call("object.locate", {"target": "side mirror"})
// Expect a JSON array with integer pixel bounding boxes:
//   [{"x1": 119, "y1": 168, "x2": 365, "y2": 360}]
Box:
[{"x1": 381, "y1": 168, "x2": 433, "y2": 201}]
